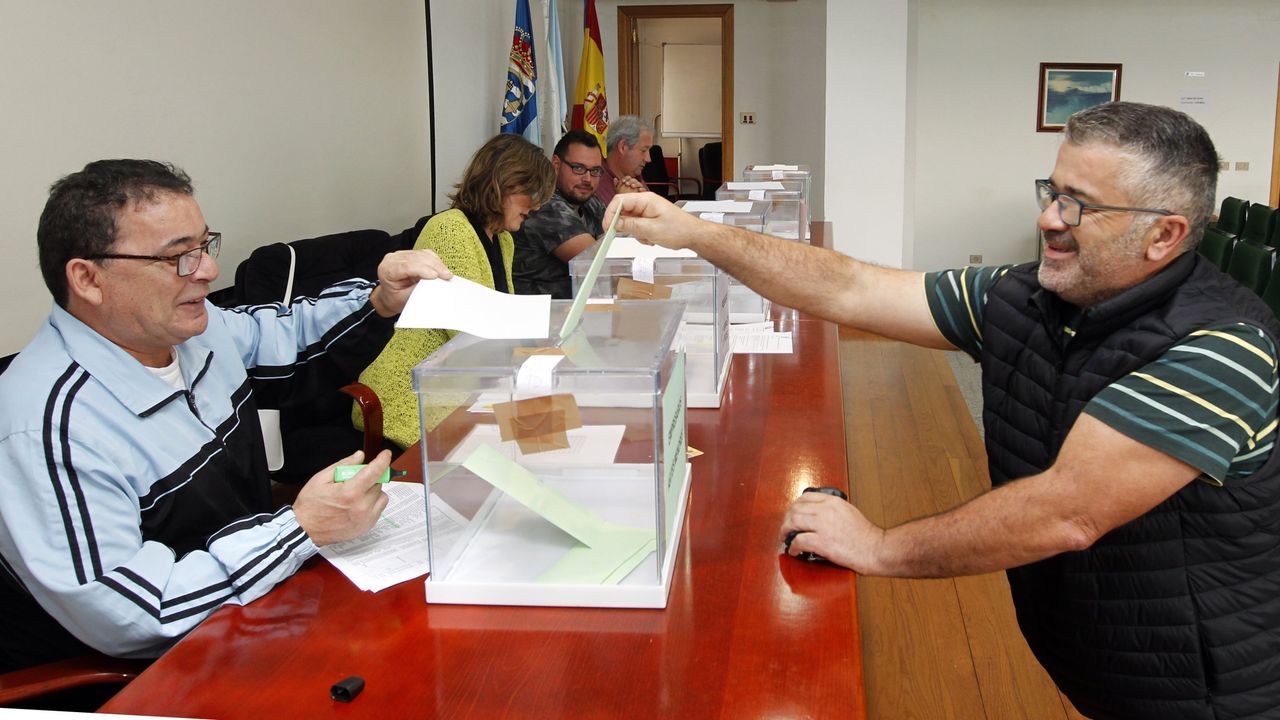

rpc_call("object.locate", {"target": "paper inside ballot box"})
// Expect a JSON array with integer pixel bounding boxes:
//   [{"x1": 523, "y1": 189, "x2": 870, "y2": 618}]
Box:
[
  {"x1": 616, "y1": 277, "x2": 672, "y2": 300},
  {"x1": 611, "y1": 303, "x2": 672, "y2": 344},
  {"x1": 512, "y1": 346, "x2": 567, "y2": 358},
  {"x1": 491, "y1": 393, "x2": 584, "y2": 454}
]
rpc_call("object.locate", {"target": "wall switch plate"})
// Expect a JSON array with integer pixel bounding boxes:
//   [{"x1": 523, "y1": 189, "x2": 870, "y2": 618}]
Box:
[
  {"x1": 739, "y1": 112, "x2": 756, "y2": 125},
  {"x1": 1219, "y1": 161, "x2": 1230, "y2": 171},
  {"x1": 968, "y1": 254, "x2": 983, "y2": 264},
  {"x1": 1236, "y1": 161, "x2": 1250, "y2": 171}
]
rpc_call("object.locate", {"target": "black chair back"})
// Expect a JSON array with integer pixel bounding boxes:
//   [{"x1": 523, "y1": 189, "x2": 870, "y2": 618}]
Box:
[
  {"x1": 228, "y1": 228, "x2": 405, "y2": 483},
  {"x1": 1197, "y1": 227, "x2": 1234, "y2": 271},
  {"x1": 698, "y1": 142, "x2": 723, "y2": 200},
  {"x1": 1225, "y1": 240, "x2": 1274, "y2": 295},
  {"x1": 641, "y1": 145, "x2": 702, "y2": 201},
  {"x1": 231, "y1": 228, "x2": 399, "y2": 307},
  {"x1": 642, "y1": 144, "x2": 676, "y2": 200},
  {"x1": 1239, "y1": 203, "x2": 1275, "y2": 246},
  {"x1": 1212, "y1": 197, "x2": 1248, "y2": 237}
]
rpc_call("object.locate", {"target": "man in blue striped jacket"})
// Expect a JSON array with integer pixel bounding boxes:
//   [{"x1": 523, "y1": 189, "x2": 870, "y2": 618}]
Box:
[{"x1": 0, "y1": 160, "x2": 451, "y2": 672}]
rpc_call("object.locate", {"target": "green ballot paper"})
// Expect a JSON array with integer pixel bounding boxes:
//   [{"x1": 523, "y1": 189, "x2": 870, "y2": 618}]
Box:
[
  {"x1": 560, "y1": 203, "x2": 623, "y2": 341},
  {"x1": 333, "y1": 464, "x2": 406, "y2": 484},
  {"x1": 459, "y1": 444, "x2": 656, "y2": 584}
]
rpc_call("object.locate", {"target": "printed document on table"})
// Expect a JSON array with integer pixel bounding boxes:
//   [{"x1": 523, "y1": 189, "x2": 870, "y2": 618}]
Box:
[
  {"x1": 319, "y1": 482, "x2": 466, "y2": 592},
  {"x1": 396, "y1": 276, "x2": 551, "y2": 338},
  {"x1": 446, "y1": 424, "x2": 626, "y2": 467},
  {"x1": 680, "y1": 200, "x2": 754, "y2": 214},
  {"x1": 731, "y1": 321, "x2": 775, "y2": 335},
  {"x1": 732, "y1": 331, "x2": 793, "y2": 354}
]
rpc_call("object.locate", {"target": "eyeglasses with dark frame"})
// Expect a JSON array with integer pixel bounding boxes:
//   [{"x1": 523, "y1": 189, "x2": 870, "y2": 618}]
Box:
[
  {"x1": 85, "y1": 232, "x2": 222, "y2": 277},
  {"x1": 1035, "y1": 180, "x2": 1174, "y2": 228},
  {"x1": 562, "y1": 160, "x2": 604, "y2": 177}
]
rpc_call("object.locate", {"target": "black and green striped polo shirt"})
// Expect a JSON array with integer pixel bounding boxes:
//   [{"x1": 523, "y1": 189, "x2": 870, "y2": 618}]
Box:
[{"x1": 925, "y1": 265, "x2": 1279, "y2": 485}]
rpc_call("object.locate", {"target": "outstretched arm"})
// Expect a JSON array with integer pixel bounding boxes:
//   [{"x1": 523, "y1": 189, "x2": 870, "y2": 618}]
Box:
[{"x1": 606, "y1": 192, "x2": 951, "y2": 349}]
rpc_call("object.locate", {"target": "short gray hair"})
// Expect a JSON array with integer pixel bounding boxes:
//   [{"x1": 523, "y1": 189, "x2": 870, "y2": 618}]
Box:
[
  {"x1": 606, "y1": 115, "x2": 653, "y2": 153},
  {"x1": 1063, "y1": 101, "x2": 1218, "y2": 250}
]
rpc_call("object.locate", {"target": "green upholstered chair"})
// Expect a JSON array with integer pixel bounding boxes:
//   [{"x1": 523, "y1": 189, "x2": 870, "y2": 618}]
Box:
[
  {"x1": 1261, "y1": 262, "x2": 1280, "y2": 319},
  {"x1": 1237, "y1": 202, "x2": 1275, "y2": 246},
  {"x1": 1225, "y1": 240, "x2": 1273, "y2": 295},
  {"x1": 1266, "y1": 207, "x2": 1280, "y2": 249},
  {"x1": 1198, "y1": 227, "x2": 1234, "y2": 271},
  {"x1": 1209, "y1": 196, "x2": 1248, "y2": 237}
]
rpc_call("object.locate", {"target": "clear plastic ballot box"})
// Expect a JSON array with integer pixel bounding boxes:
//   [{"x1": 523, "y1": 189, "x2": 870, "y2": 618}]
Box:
[
  {"x1": 413, "y1": 300, "x2": 692, "y2": 608},
  {"x1": 569, "y1": 241, "x2": 731, "y2": 408},
  {"x1": 715, "y1": 181, "x2": 810, "y2": 243},
  {"x1": 742, "y1": 164, "x2": 812, "y2": 200},
  {"x1": 677, "y1": 198, "x2": 766, "y2": 231},
  {"x1": 675, "y1": 199, "x2": 773, "y2": 323},
  {"x1": 740, "y1": 166, "x2": 812, "y2": 241}
]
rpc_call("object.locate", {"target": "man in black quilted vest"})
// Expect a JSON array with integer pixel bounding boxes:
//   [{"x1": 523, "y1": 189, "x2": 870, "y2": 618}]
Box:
[{"x1": 605, "y1": 102, "x2": 1280, "y2": 719}]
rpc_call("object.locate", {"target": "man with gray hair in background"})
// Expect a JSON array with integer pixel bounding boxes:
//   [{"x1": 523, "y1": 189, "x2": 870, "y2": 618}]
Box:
[
  {"x1": 594, "y1": 114, "x2": 653, "y2": 205},
  {"x1": 605, "y1": 102, "x2": 1280, "y2": 719}
]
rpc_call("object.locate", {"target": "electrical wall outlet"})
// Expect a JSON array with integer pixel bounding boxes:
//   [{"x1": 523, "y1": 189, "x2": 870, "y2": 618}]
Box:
[
  {"x1": 1236, "y1": 161, "x2": 1250, "y2": 171},
  {"x1": 739, "y1": 112, "x2": 756, "y2": 125},
  {"x1": 1218, "y1": 160, "x2": 1230, "y2": 171},
  {"x1": 968, "y1": 254, "x2": 983, "y2": 264}
]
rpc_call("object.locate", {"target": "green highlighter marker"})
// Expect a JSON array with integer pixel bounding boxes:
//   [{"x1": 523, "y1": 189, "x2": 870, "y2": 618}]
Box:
[{"x1": 333, "y1": 464, "x2": 407, "y2": 484}]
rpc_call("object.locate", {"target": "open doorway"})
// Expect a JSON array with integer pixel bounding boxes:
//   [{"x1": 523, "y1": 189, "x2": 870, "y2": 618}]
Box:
[{"x1": 617, "y1": 5, "x2": 733, "y2": 190}]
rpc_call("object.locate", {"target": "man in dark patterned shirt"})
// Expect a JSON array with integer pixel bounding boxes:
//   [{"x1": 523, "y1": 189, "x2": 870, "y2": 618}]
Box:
[{"x1": 513, "y1": 130, "x2": 606, "y2": 298}]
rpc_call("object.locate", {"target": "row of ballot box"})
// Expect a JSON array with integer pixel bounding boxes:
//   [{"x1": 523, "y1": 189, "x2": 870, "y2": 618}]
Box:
[{"x1": 410, "y1": 164, "x2": 812, "y2": 609}]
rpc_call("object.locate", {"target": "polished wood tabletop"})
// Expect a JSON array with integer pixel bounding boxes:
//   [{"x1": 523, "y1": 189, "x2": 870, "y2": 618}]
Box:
[{"x1": 101, "y1": 224, "x2": 864, "y2": 719}]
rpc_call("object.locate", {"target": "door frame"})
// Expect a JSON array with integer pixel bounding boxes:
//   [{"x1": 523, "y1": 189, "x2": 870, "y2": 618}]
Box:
[
  {"x1": 1271, "y1": 62, "x2": 1280, "y2": 207},
  {"x1": 616, "y1": 4, "x2": 733, "y2": 181}
]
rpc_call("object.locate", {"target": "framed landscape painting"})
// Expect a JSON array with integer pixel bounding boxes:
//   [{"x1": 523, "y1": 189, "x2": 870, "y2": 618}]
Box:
[{"x1": 1037, "y1": 63, "x2": 1122, "y2": 132}]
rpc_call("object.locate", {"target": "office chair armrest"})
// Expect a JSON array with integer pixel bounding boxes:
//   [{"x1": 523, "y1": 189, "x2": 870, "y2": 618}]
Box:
[
  {"x1": 340, "y1": 383, "x2": 384, "y2": 461},
  {"x1": 0, "y1": 655, "x2": 148, "y2": 706},
  {"x1": 670, "y1": 175, "x2": 703, "y2": 197},
  {"x1": 648, "y1": 178, "x2": 704, "y2": 201}
]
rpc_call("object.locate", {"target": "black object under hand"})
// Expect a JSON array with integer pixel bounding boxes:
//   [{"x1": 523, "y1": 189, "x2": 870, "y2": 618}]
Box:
[{"x1": 785, "y1": 487, "x2": 850, "y2": 562}]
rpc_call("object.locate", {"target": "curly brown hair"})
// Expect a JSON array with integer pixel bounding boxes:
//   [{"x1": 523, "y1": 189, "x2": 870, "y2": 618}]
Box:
[{"x1": 449, "y1": 134, "x2": 555, "y2": 228}]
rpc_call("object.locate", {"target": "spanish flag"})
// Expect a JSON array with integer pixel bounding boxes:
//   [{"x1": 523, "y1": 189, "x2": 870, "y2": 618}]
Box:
[{"x1": 570, "y1": 0, "x2": 608, "y2": 155}]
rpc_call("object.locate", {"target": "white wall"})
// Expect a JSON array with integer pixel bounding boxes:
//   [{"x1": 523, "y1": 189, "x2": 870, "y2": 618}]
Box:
[
  {"x1": 430, "y1": 1, "x2": 511, "y2": 210},
  {"x1": 911, "y1": 0, "x2": 1280, "y2": 271},
  {"x1": 823, "y1": 0, "x2": 911, "y2": 266},
  {"x1": 0, "y1": 0, "x2": 432, "y2": 353}
]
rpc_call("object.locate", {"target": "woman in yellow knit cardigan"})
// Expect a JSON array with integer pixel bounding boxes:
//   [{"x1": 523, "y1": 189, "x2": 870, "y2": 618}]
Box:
[{"x1": 356, "y1": 134, "x2": 554, "y2": 447}]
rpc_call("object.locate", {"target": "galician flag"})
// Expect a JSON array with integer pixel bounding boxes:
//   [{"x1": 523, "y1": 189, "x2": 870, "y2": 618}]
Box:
[
  {"x1": 542, "y1": 0, "x2": 568, "y2": 136},
  {"x1": 570, "y1": 0, "x2": 608, "y2": 155},
  {"x1": 500, "y1": 0, "x2": 540, "y2": 142}
]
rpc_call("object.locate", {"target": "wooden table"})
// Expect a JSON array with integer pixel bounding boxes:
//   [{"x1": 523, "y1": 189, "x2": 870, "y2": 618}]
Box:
[{"x1": 101, "y1": 226, "x2": 864, "y2": 719}]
